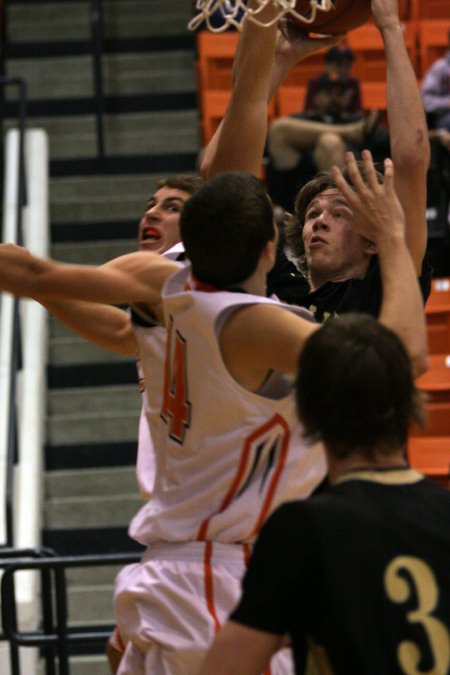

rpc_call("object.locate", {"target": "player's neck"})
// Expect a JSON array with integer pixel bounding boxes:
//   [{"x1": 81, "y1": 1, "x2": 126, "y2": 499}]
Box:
[
  {"x1": 231, "y1": 264, "x2": 268, "y2": 297},
  {"x1": 327, "y1": 450, "x2": 408, "y2": 485},
  {"x1": 307, "y1": 258, "x2": 370, "y2": 291}
]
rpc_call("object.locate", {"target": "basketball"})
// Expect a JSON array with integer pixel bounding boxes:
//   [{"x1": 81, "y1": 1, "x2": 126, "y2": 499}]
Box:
[{"x1": 292, "y1": 0, "x2": 372, "y2": 34}]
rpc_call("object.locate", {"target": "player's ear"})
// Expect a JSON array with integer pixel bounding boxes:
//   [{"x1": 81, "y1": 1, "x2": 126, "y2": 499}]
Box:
[
  {"x1": 263, "y1": 234, "x2": 278, "y2": 271},
  {"x1": 363, "y1": 238, "x2": 377, "y2": 256}
]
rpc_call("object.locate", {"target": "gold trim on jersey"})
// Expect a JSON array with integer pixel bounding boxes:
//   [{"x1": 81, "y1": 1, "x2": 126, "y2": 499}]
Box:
[{"x1": 334, "y1": 468, "x2": 424, "y2": 486}]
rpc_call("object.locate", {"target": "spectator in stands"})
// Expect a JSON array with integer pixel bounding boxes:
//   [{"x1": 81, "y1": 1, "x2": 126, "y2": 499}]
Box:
[
  {"x1": 201, "y1": 0, "x2": 431, "y2": 321},
  {"x1": 198, "y1": 313, "x2": 450, "y2": 675},
  {"x1": 421, "y1": 30, "x2": 450, "y2": 277},
  {"x1": 421, "y1": 29, "x2": 450, "y2": 135},
  {"x1": 304, "y1": 44, "x2": 362, "y2": 114},
  {"x1": 265, "y1": 47, "x2": 388, "y2": 212}
]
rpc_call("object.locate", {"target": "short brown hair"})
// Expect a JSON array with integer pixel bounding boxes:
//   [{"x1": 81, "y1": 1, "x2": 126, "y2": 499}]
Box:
[
  {"x1": 285, "y1": 163, "x2": 384, "y2": 269},
  {"x1": 296, "y1": 314, "x2": 426, "y2": 459},
  {"x1": 155, "y1": 175, "x2": 204, "y2": 196},
  {"x1": 180, "y1": 172, "x2": 275, "y2": 288}
]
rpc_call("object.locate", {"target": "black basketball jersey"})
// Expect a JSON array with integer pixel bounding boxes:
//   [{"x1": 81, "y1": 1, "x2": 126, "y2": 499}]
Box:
[
  {"x1": 231, "y1": 468, "x2": 450, "y2": 674},
  {"x1": 269, "y1": 251, "x2": 432, "y2": 322}
]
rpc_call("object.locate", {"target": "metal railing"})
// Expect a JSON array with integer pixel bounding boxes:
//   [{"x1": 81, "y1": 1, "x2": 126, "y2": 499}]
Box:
[
  {"x1": 1, "y1": 551, "x2": 141, "y2": 675},
  {"x1": 0, "y1": 547, "x2": 57, "y2": 675},
  {"x1": 0, "y1": 76, "x2": 28, "y2": 549}
]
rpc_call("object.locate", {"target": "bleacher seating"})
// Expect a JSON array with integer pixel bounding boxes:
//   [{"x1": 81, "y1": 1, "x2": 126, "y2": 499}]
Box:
[
  {"x1": 410, "y1": 0, "x2": 450, "y2": 20},
  {"x1": 196, "y1": 15, "x2": 447, "y2": 145},
  {"x1": 410, "y1": 353, "x2": 450, "y2": 438},
  {"x1": 417, "y1": 20, "x2": 450, "y2": 74},
  {"x1": 425, "y1": 277, "x2": 450, "y2": 354},
  {"x1": 409, "y1": 349, "x2": 450, "y2": 488},
  {"x1": 276, "y1": 85, "x2": 307, "y2": 117},
  {"x1": 408, "y1": 436, "x2": 450, "y2": 488},
  {"x1": 197, "y1": 31, "x2": 238, "y2": 91},
  {"x1": 346, "y1": 22, "x2": 418, "y2": 81}
]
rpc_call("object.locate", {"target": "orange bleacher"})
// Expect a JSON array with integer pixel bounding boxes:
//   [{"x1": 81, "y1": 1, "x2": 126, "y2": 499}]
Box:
[
  {"x1": 196, "y1": 12, "x2": 447, "y2": 144},
  {"x1": 409, "y1": 346, "x2": 450, "y2": 488},
  {"x1": 411, "y1": 353, "x2": 450, "y2": 436},
  {"x1": 408, "y1": 437, "x2": 450, "y2": 488},
  {"x1": 347, "y1": 22, "x2": 418, "y2": 81},
  {"x1": 425, "y1": 277, "x2": 450, "y2": 355},
  {"x1": 409, "y1": 0, "x2": 450, "y2": 19},
  {"x1": 417, "y1": 20, "x2": 450, "y2": 74},
  {"x1": 276, "y1": 86, "x2": 307, "y2": 117},
  {"x1": 196, "y1": 31, "x2": 238, "y2": 92},
  {"x1": 196, "y1": 31, "x2": 277, "y2": 146}
]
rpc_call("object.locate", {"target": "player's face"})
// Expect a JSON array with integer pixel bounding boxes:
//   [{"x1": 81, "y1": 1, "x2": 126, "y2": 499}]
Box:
[
  {"x1": 302, "y1": 189, "x2": 370, "y2": 284},
  {"x1": 138, "y1": 187, "x2": 191, "y2": 254}
]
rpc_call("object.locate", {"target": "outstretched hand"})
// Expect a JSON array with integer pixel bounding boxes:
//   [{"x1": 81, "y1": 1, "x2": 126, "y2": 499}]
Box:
[
  {"x1": 330, "y1": 150, "x2": 405, "y2": 244},
  {"x1": 275, "y1": 18, "x2": 344, "y2": 69}
]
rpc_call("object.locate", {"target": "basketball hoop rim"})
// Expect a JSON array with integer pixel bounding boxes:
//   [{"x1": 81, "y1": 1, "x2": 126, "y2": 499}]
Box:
[{"x1": 188, "y1": 0, "x2": 336, "y2": 33}]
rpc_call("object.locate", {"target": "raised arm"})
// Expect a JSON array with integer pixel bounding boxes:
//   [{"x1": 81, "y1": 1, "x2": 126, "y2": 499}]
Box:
[
  {"x1": 372, "y1": 0, "x2": 430, "y2": 273},
  {"x1": 42, "y1": 299, "x2": 137, "y2": 355},
  {"x1": 331, "y1": 151, "x2": 428, "y2": 377},
  {"x1": 0, "y1": 245, "x2": 178, "y2": 325},
  {"x1": 201, "y1": 3, "x2": 341, "y2": 179}
]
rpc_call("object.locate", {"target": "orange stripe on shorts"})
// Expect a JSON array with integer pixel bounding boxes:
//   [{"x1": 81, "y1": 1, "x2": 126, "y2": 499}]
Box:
[{"x1": 203, "y1": 541, "x2": 222, "y2": 634}]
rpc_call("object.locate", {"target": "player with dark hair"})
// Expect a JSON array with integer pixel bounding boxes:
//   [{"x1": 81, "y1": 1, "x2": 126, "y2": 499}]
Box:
[
  {"x1": 40, "y1": 174, "x2": 203, "y2": 673},
  {"x1": 0, "y1": 148, "x2": 428, "y2": 673},
  {"x1": 201, "y1": 0, "x2": 432, "y2": 321},
  {"x1": 199, "y1": 312, "x2": 450, "y2": 675}
]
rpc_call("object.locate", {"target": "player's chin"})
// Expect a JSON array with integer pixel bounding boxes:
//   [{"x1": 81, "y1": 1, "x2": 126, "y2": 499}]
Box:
[{"x1": 139, "y1": 240, "x2": 162, "y2": 252}]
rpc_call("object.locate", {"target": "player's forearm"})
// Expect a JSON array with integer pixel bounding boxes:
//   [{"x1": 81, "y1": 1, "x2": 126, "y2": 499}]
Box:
[
  {"x1": 201, "y1": 1, "x2": 278, "y2": 178},
  {"x1": 0, "y1": 244, "x2": 166, "y2": 312},
  {"x1": 42, "y1": 299, "x2": 137, "y2": 355},
  {"x1": 379, "y1": 24, "x2": 429, "y2": 269},
  {"x1": 376, "y1": 234, "x2": 428, "y2": 377},
  {"x1": 381, "y1": 24, "x2": 429, "y2": 171},
  {"x1": 231, "y1": 1, "x2": 278, "y2": 104}
]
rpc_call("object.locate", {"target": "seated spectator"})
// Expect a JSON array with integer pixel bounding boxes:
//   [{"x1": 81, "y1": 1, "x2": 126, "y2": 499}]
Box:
[
  {"x1": 266, "y1": 72, "x2": 387, "y2": 211},
  {"x1": 304, "y1": 44, "x2": 362, "y2": 115},
  {"x1": 421, "y1": 29, "x2": 450, "y2": 134},
  {"x1": 199, "y1": 314, "x2": 450, "y2": 675},
  {"x1": 421, "y1": 31, "x2": 450, "y2": 276}
]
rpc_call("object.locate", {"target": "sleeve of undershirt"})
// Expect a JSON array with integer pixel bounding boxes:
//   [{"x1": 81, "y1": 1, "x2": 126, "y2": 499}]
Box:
[{"x1": 230, "y1": 502, "x2": 314, "y2": 635}]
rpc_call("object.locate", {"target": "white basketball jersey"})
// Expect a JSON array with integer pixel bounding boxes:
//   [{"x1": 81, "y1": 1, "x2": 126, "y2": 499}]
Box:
[
  {"x1": 129, "y1": 265, "x2": 326, "y2": 546},
  {"x1": 132, "y1": 244, "x2": 186, "y2": 500},
  {"x1": 133, "y1": 320, "x2": 167, "y2": 501}
]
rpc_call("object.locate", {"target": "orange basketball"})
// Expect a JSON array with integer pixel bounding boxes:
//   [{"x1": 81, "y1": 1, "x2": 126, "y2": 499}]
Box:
[{"x1": 292, "y1": 0, "x2": 372, "y2": 34}]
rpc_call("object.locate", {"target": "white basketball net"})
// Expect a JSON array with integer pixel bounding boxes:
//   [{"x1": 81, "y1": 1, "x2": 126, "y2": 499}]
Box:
[{"x1": 188, "y1": 0, "x2": 335, "y2": 33}]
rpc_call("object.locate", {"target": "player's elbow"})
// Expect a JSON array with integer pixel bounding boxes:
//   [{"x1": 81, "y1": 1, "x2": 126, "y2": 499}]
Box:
[
  {"x1": 392, "y1": 126, "x2": 430, "y2": 174},
  {"x1": 411, "y1": 350, "x2": 429, "y2": 380},
  {"x1": 111, "y1": 325, "x2": 137, "y2": 356}
]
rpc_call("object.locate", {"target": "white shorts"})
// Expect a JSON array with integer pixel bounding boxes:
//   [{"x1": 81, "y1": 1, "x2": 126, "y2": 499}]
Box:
[{"x1": 113, "y1": 541, "x2": 293, "y2": 675}]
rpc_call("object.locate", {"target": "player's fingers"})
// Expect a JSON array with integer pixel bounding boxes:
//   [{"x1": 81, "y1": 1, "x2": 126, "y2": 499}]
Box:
[
  {"x1": 360, "y1": 149, "x2": 379, "y2": 191},
  {"x1": 344, "y1": 152, "x2": 367, "y2": 193},
  {"x1": 330, "y1": 162, "x2": 360, "y2": 205},
  {"x1": 382, "y1": 157, "x2": 394, "y2": 192}
]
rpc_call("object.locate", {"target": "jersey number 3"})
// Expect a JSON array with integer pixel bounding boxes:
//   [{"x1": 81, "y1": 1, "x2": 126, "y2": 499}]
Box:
[
  {"x1": 161, "y1": 317, "x2": 191, "y2": 443},
  {"x1": 384, "y1": 555, "x2": 449, "y2": 674}
]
